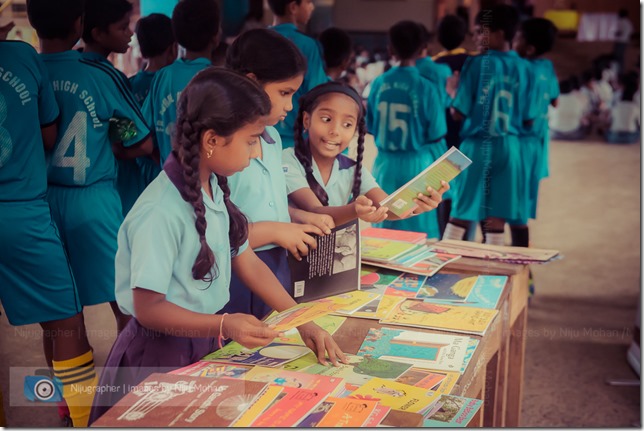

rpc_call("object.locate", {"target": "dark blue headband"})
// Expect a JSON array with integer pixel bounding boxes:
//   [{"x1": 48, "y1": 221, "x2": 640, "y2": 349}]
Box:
[{"x1": 303, "y1": 82, "x2": 364, "y2": 116}]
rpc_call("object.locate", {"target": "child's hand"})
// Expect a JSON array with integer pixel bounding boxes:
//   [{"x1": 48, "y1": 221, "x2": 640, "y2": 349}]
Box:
[
  {"x1": 354, "y1": 195, "x2": 389, "y2": 223},
  {"x1": 222, "y1": 313, "x2": 281, "y2": 349},
  {"x1": 407, "y1": 181, "x2": 450, "y2": 217},
  {"x1": 296, "y1": 321, "x2": 348, "y2": 366},
  {"x1": 295, "y1": 211, "x2": 335, "y2": 235},
  {"x1": 276, "y1": 223, "x2": 322, "y2": 261}
]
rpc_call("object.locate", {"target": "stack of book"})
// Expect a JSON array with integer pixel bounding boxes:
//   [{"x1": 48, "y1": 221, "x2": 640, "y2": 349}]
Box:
[{"x1": 430, "y1": 239, "x2": 560, "y2": 264}]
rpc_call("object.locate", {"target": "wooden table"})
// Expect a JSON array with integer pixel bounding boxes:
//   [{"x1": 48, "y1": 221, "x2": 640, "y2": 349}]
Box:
[{"x1": 335, "y1": 258, "x2": 529, "y2": 428}]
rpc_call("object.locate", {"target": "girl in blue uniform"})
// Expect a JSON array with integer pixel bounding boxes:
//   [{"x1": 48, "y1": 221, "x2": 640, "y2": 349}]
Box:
[
  {"x1": 223, "y1": 29, "x2": 335, "y2": 320},
  {"x1": 89, "y1": 69, "x2": 346, "y2": 425},
  {"x1": 284, "y1": 82, "x2": 448, "y2": 226},
  {"x1": 367, "y1": 20, "x2": 449, "y2": 239}
]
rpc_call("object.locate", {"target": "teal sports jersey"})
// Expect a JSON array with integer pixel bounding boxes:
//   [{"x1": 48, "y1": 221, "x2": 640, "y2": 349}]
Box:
[
  {"x1": 129, "y1": 70, "x2": 156, "y2": 105},
  {"x1": 416, "y1": 56, "x2": 452, "y2": 108},
  {"x1": 367, "y1": 66, "x2": 447, "y2": 152},
  {"x1": 525, "y1": 58, "x2": 559, "y2": 137},
  {"x1": 453, "y1": 50, "x2": 535, "y2": 138},
  {"x1": 41, "y1": 51, "x2": 150, "y2": 186},
  {"x1": 0, "y1": 41, "x2": 59, "y2": 202},
  {"x1": 142, "y1": 57, "x2": 211, "y2": 164},
  {"x1": 271, "y1": 24, "x2": 329, "y2": 147}
]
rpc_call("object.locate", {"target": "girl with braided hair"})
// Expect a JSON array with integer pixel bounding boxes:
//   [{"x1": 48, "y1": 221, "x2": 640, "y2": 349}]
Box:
[
  {"x1": 89, "y1": 68, "x2": 345, "y2": 425},
  {"x1": 283, "y1": 82, "x2": 448, "y2": 226}
]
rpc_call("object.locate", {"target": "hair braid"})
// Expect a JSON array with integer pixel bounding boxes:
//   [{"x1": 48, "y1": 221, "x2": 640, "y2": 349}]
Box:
[
  {"x1": 216, "y1": 174, "x2": 248, "y2": 255},
  {"x1": 293, "y1": 107, "x2": 330, "y2": 206},
  {"x1": 350, "y1": 117, "x2": 367, "y2": 202},
  {"x1": 175, "y1": 116, "x2": 216, "y2": 283}
]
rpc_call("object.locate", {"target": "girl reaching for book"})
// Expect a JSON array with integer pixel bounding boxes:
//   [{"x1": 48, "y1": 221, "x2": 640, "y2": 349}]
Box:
[
  {"x1": 283, "y1": 82, "x2": 449, "y2": 226},
  {"x1": 89, "y1": 69, "x2": 346, "y2": 425}
]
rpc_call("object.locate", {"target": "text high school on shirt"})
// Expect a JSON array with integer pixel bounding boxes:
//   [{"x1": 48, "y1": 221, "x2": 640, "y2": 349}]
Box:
[{"x1": 380, "y1": 147, "x2": 472, "y2": 218}]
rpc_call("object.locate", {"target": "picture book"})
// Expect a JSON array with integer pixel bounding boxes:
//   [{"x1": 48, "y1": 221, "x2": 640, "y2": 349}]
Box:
[
  {"x1": 263, "y1": 301, "x2": 339, "y2": 332},
  {"x1": 92, "y1": 374, "x2": 268, "y2": 428},
  {"x1": 379, "y1": 299, "x2": 499, "y2": 336},
  {"x1": 297, "y1": 400, "x2": 336, "y2": 427},
  {"x1": 380, "y1": 147, "x2": 472, "y2": 218},
  {"x1": 423, "y1": 395, "x2": 483, "y2": 427},
  {"x1": 231, "y1": 386, "x2": 284, "y2": 427},
  {"x1": 242, "y1": 366, "x2": 345, "y2": 396},
  {"x1": 461, "y1": 338, "x2": 480, "y2": 374},
  {"x1": 384, "y1": 273, "x2": 428, "y2": 297},
  {"x1": 424, "y1": 275, "x2": 508, "y2": 309},
  {"x1": 289, "y1": 219, "x2": 361, "y2": 302},
  {"x1": 301, "y1": 354, "x2": 412, "y2": 386},
  {"x1": 318, "y1": 290, "x2": 381, "y2": 314},
  {"x1": 394, "y1": 368, "x2": 446, "y2": 389},
  {"x1": 316, "y1": 397, "x2": 379, "y2": 427},
  {"x1": 272, "y1": 314, "x2": 347, "y2": 346},
  {"x1": 361, "y1": 266, "x2": 402, "y2": 292},
  {"x1": 415, "y1": 273, "x2": 478, "y2": 302},
  {"x1": 357, "y1": 327, "x2": 471, "y2": 373},
  {"x1": 203, "y1": 342, "x2": 311, "y2": 368},
  {"x1": 361, "y1": 227, "x2": 427, "y2": 244},
  {"x1": 348, "y1": 378, "x2": 439, "y2": 413},
  {"x1": 170, "y1": 361, "x2": 252, "y2": 379},
  {"x1": 363, "y1": 404, "x2": 392, "y2": 427},
  {"x1": 363, "y1": 252, "x2": 461, "y2": 278},
  {"x1": 346, "y1": 295, "x2": 405, "y2": 320},
  {"x1": 280, "y1": 352, "x2": 320, "y2": 372},
  {"x1": 430, "y1": 239, "x2": 560, "y2": 263},
  {"x1": 362, "y1": 238, "x2": 422, "y2": 263},
  {"x1": 250, "y1": 387, "x2": 328, "y2": 427}
]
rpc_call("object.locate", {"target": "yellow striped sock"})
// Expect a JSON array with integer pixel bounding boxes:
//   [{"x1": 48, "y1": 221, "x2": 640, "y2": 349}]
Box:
[{"x1": 52, "y1": 350, "x2": 98, "y2": 427}]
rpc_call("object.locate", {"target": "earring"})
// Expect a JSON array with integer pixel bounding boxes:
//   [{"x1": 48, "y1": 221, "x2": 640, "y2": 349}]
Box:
[{"x1": 206, "y1": 149, "x2": 213, "y2": 159}]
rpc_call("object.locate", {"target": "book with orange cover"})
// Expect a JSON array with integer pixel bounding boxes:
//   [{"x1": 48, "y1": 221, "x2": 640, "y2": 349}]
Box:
[
  {"x1": 243, "y1": 366, "x2": 344, "y2": 396},
  {"x1": 362, "y1": 403, "x2": 392, "y2": 427},
  {"x1": 361, "y1": 227, "x2": 427, "y2": 245},
  {"x1": 250, "y1": 387, "x2": 328, "y2": 427},
  {"x1": 316, "y1": 397, "x2": 379, "y2": 427}
]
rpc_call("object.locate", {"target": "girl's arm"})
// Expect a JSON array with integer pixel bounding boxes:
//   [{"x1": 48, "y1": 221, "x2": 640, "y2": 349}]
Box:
[
  {"x1": 232, "y1": 248, "x2": 347, "y2": 365},
  {"x1": 111, "y1": 135, "x2": 154, "y2": 159},
  {"x1": 247, "y1": 221, "x2": 322, "y2": 261},
  {"x1": 132, "y1": 287, "x2": 279, "y2": 348}
]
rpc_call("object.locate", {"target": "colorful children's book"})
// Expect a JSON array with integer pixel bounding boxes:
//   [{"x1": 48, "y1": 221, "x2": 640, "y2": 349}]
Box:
[
  {"x1": 379, "y1": 299, "x2": 499, "y2": 336},
  {"x1": 343, "y1": 295, "x2": 405, "y2": 320},
  {"x1": 289, "y1": 219, "x2": 361, "y2": 302},
  {"x1": 363, "y1": 404, "x2": 392, "y2": 427},
  {"x1": 430, "y1": 239, "x2": 560, "y2": 263},
  {"x1": 243, "y1": 366, "x2": 345, "y2": 396},
  {"x1": 263, "y1": 301, "x2": 339, "y2": 332},
  {"x1": 250, "y1": 387, "x2": 328, "y2": 427},
  {"x1": 204, "y1": 342, "x2": 311, "y2": 368},
  {"x1": 319, "y1": 290, "x2": 381, "y2": 314},
  {"x1": 297, "y1": 400, "x2": 336, "y2": 427},
  {"x1": 423, "y1": 395, "x2": 483, "y2": 427},
  {"x1": 363, "y1": 252, "x2": 461, "y2": 278},
  {"x1": 357, "y1": 327, "x2": 471, "y2": 373},
  {"x1": 232, "y1": 386, "x2": 284, "y2": 427},
  {"x1": 380, "y1": 146, "x2": 472, "y2": 218},
  {"x1": 415, "y1": 273, "x2": 478, "y2": 302},
  {"x1": 301, "y1": 354, "x2": 412, "y2": 386},
  {"x1": 92, "y1": 374, "x2": 268, "y2": 427},
  {"x1": 360, "y1": 266, "x2": 402, "y2": 292},
  {"x1": 316, "y1": 397, "x2": 379, "y2": 427},
  {"x1": 170, "y1": 361, "x2": 252, "y2": 379},
  {"x1": 272, "y1": 314, "x2": 347, "y2": 346},
  {"x1": 424, "y1": 276, "x2": 508, "y2": 309},
  {"x1": 361, "y1": 227, "x2": 427, "y2": 245},
  {"x1": 280, "y1": 352, "x2": 320, "y2": 372},
  {"x1": 395, "y1": 368, "x2": 446, "y2": 389},
  {"x1": 348, "y1": 378, "x2": 439, "y2": 413},
  {"x1": 362, "y1": 238, "x2": 423, "y2": 263},
  {"x1": 384, "y1": 273, "x2": 428, "y2": 297}
]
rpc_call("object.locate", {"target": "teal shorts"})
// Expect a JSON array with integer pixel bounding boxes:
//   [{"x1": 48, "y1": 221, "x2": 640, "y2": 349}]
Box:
[
  {"x1": 0, "y1": 199, "x2": 81, "y2": 326},
  {"x1": 47, "y1": 182, "x2": 122, "y2": 306}
]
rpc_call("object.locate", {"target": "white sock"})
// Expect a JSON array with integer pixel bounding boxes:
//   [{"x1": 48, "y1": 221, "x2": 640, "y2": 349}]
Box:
[
  {"x1": 484, "y1": 232, "x2": 505, "y2": 246},
  {"x1": 443, "y1": 223, "x2": 466, "y2": 240}
]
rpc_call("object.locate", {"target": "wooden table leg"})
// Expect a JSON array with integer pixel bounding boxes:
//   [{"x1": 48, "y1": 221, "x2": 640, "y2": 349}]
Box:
[{"x1": 505, "y1": 306, "x2": 528, "y2": 426}]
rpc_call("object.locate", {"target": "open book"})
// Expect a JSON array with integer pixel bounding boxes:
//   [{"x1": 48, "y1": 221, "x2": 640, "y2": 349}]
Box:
[{"x1": 380, "y1": 147, "x2": 472, "y2": 218}]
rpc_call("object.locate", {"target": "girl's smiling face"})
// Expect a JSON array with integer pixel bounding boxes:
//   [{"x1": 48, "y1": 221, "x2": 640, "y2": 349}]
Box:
[{"x1": 303, "y1": 93, "x2": 360, "y2": 162}]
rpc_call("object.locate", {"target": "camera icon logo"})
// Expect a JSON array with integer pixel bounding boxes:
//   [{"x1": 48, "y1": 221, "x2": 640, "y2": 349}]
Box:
[{"x1": 24, "y1": 369, "x2": 63, "y2": 403}]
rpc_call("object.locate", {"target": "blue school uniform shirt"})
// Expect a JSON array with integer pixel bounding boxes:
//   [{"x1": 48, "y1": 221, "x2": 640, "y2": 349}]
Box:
[
  {"x1": 524, "y1": 58, "x2": 559, "y2": 137},
  {"x1": 129, "y1": 70, "x2": 156, "y2": 105},
  {"x1": 453, "y1": 50, "x2": 535, "y2": 138},
  {"x1": 271, "y1": 23, "x2": 329, "y2": 148},
  {"x1": 142, "y1": 57, "x2": 211, "y2": 165},
  {"x1": 416, "y1": 56, "x2": 452, "y2": 108},
  {"x1": 40, "y1": 51, "x2": 150, "y2": 186},
  {"x1": 0, "y1": 41, "x2": 59, "y2": 202},
  {"x1": 282, "y1": 147, "x2": 380, "y2": 207},
  {"x1": 228, "y1": 126, "x2": 290, "y2": 252},
  {"x1": 115, "y1": 166, "x2": 249, "y2": 316},
  {"x1": 366, "y1": 66, "x2": 447, "y2": 152}
]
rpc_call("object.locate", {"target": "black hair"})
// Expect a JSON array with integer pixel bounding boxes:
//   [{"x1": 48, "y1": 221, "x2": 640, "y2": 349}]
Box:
[
  {"x1": 245, "y1": 0, "x2": 264, "y2": 21},
  {"x1": 559, "y1": 78, "x2": 571, "y2": 94},
  {"x1": 519, "y1": 18, "x2": 557, "y2": 56},
  {"x1": 27, "y1": 0, "x2": 84, "y2": 40},
  {"x1": 621, "y1": 73, "x2": 639, "y2": 101},
  {"x1": 82, "y1": 0, "x2": 132, "y2": 44},
  {"x1": 592, "y1": 67, "x2": 603, "y2": 81},
  {"x1": 135, "y1": 13, "x2": 175, "y2": 58},
  {"x1": 319, "y1": 27, "x2": 353, "y2": 69},
  {"x1": 437, "y1": 15, "x2": 466, "y2": 50},
  {"x1": 475, "y1": 4, "x2": 520, "y2": 42},
  {"x1": 417, "y1": 22, "x2": 431, "y2": 48},
  {"x1": 173, "y1": 67, "x2": 271, "y2": 282},
  {"x1": 172, "y1": 0, "x2": 220, "y2": 52},
  {"x1": 294, "y1": 82, "x2": 366, "y2": 206},
  {"x1": 267, "y1": 0, "x2": 300, "y2": 16},
  {"x1": 581, "y1": 69, "x2": 594, "y2": 85},
  {"x1": 568, "y1": 74, "x2": 580, "y2": 91},
  {"x1": 618, "y1": 9, "x2": 628, "y2": 18},
  {"x1": 226, "y1": 29, "x2": 306, "y2": 83},
  {"x1": 389, "y1": 20, "x2": 424, "y2": 60}
]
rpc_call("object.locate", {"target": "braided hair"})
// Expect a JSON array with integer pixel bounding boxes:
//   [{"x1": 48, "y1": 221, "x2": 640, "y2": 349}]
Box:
[
  {"x1": 293, "y1": 82, "x2": 367, "y2": 206},
  {"x1": 173, "y1": 67, "x2": 271, "y2": 282}
]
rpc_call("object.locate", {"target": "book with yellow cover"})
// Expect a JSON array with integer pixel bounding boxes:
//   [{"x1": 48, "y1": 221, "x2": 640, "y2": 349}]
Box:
[
  {"x1": 272, "y1": 314, "x2": 347, "y2": 346},
  {"x1": 232, "y1": 385, "x2": 284, "y2": 427},
  {"x1": 300, "y1": 354, "x2": 412, "y2": 386},
  {"x1": 348, "y1": 378, "x2": 439, "y2": 413},
  {"x1": 348, "y1": 295, "x2": 404, "y2": 320},
  {"x1": 316, "y1": 397, "x2": 379, "y2": 427},
  {"x1": 318, "y1": 290, "x2": 381, "y2": 314},
  {"x1": 263, "y1": 301, "x2": 339, "y2": 332},
  {"x1": 380, "y1": 299, "x2": 499, "y2": 336}
]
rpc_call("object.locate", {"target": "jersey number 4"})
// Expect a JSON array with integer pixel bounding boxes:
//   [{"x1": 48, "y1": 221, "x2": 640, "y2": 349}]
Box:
[{"x1": 52, "y1": 111, "x2": 91, "y2": 184}]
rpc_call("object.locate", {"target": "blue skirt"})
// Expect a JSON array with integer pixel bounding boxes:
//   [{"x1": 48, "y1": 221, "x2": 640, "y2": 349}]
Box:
[
  {"x1": 220, "y1": 246, "x2": 292, "y2": 320},
  {"x1": 88, "y1": 318, "x2": 216, "y2": 425}
]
